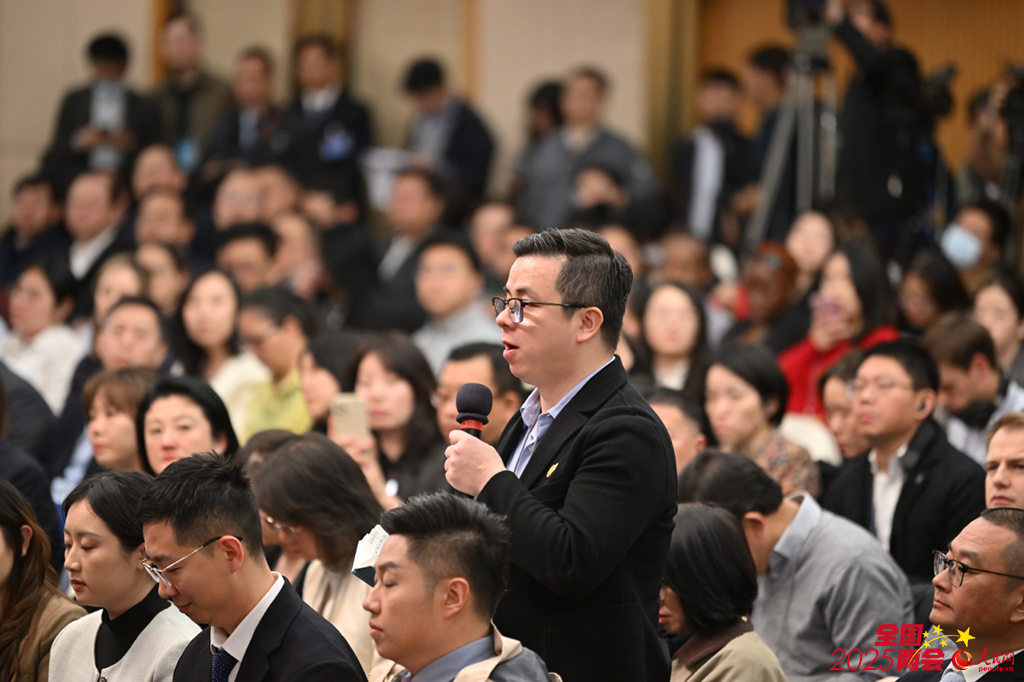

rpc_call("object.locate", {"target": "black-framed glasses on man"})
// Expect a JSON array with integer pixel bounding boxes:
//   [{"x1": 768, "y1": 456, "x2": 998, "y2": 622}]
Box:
[
  {"x1": 932, "y1": 550, "x2": 1024, "y2": 588},
  {"x1": 491, "y1": 296, "x2": 586, "y2": 324},
  {"x1": 141, "y1": 535, "x2": 243, "y2": 588}
]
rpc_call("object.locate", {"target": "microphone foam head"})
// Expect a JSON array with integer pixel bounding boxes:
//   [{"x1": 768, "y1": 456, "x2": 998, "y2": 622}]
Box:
[{"x1": 456, "y1": 383, "x2": 492, "y2": 425}]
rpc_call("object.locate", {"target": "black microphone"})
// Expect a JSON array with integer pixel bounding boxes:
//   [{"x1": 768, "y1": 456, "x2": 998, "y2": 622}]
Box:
[{"x1": 456, "y1": 383, "x2": 492, "y2": 439}]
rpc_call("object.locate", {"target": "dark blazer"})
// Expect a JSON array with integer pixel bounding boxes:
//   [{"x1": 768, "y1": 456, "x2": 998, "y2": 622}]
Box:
[
  {"x1": 276, "y1": 91, "x2": 372, "y2": 186},
  {"x1": 672, "y1": 121, "x2": 750, "y2": 238},
  {"x1": 343, "y1": 233, "x2": 431, "y2": 334},
  {"x1": 172, "y1": 580, "x2": 366, "y2": 682},
  {"x1": 41, "y1": 85, "x2": 162, "y2": 196},
  {"x1": 69, "y1": 222, "x2": 135, "y2": 322},
  {"x1": 823, "y1": 417, "x2": 986, "y2": 584},
  {"x1": 204, "y1": 106, "x2": 286, "y2": 170},
  {"x1": 477, "y1": 357, "x2": 676, "y2": 682},
  {"x1": 0, "y1": 439, "x2": 63, "y2": 572},
  {"x1": 0, "y1": 359, "x2": 55, "y2": 460},
  {"x1": 440, "y1": 100, "x2": 495, "y2": 200}
]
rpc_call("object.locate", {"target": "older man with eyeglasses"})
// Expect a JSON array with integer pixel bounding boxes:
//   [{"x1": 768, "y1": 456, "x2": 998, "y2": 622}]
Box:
[
  {"x1": 899, "y1": 508, "x2": 1024, "y2": 681},
  {"x1": 138, "y1": 453, "x2": 366, "y2": 682}
]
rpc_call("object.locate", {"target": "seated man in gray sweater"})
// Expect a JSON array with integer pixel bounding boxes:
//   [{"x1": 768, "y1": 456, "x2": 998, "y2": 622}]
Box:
[{"x1": 680, "y1": 450, "x2": 914, "y2": 682}]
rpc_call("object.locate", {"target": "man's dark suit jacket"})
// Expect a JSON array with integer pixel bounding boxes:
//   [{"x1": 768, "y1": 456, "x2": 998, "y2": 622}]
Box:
[
  {"x1": 203, "y1": 107, "x2": 286, "y2": 170},
  {"x1": 172, "y1": 580, "x2": 366, "y2": 682},
  {"x1": 672, "y1": 121, "x2": 750, "y2": 239},
  {"x1": 276, "y1": 91, "x2": 372, "y2": 186},
  {"x1": 0, "y1": 439, "x2": 62, "y2": 572},
  {"x1": 477, "y1": 357, "x2": 677, "y2": 682},
  {"x1": 0, "y1": 360, "x2": 55, "y2": 460},
  {"x1": 41, "y1": 85, "x2": 161, "y2": 196},
  {"x1": 823, "y1": 417, "x2": 985, "y2": 584},
  {"x1": 69, "y1": 222, "x2": 134, "y2": 322},
  {"x1": 438, "y1": 100, "x2": 494, "y2": 201}
]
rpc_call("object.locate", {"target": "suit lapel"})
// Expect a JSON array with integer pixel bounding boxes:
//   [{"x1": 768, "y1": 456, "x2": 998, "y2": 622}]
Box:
[
  {"x1": 234, "y1": 582, "x2": 301, "y2": 682},
  {"x1": 495, "y1": 413, "x2": 525, "y2": 465}
]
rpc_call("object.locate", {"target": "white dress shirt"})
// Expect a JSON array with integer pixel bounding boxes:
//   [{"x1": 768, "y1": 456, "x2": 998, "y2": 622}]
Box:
[
  {"x1": 869, "y1": 445, "x2": 908, "y2": 552},
  {"x1": 209, "y1": 574, "x2": 285, "y2": 682}
]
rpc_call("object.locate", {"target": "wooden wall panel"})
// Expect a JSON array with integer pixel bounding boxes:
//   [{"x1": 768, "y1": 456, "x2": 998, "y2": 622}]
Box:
[{"x1": 697, "y1": 0, "x2": 1024, "y2": 168}]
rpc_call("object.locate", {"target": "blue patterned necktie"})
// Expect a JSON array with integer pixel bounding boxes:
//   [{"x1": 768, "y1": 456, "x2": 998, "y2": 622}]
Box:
[{"x1": 212, "y1": 648, "x2": 237, "y2": 682}]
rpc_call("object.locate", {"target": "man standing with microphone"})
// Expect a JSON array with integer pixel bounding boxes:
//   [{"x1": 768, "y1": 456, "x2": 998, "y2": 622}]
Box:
[{"x1": 445, "y1": 228, "x2": 677, "y2": 682}]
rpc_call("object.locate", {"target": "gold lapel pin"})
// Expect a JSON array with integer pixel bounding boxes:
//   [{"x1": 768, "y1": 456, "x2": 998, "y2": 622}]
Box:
[{"x1": 547, "y1": 463, "x2": 558, "y2": 478}]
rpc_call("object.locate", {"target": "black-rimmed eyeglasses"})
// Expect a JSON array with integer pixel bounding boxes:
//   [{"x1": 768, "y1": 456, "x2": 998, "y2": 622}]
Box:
[
  {"x1": 491, "y1": 296, "x2": 586, "y2": 324},
  {"x1": 933, "y1": 550, "x2": 1024, "y2": 588},
  {"x1": 141, "y1": 535, "x2": 243, "y2": 588}
]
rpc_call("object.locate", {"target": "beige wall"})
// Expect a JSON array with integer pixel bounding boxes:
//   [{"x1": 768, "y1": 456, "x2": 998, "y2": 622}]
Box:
[
  {"x1": 477, "y1": 0, "x2": 649, "y2": 194},
  {"x1": 0, "y1": 0, "x2": 152, "y2": 217},
  {"x1": 349, "y1": 0, "x2": 464, "y2": 148},
  {"x1": 190, "y1": 0, "x2": 293, "y2": 101}
]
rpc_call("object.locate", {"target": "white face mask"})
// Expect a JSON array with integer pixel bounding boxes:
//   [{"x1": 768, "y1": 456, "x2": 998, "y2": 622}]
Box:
[{"x1": 940, "y1": 224, "x2": 983, "y2": 269}]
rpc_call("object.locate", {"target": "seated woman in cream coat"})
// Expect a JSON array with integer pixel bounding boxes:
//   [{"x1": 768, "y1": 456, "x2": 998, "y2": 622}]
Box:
[
  {"x1": 49, "y1": 472, "x2": 199, "y2": 682},
  {"x1": 660, "y1": 503, "x2": 787, "y2": 682},
  {"x1": 252, "y1": 432, "x2": 386, "y2": 675}
]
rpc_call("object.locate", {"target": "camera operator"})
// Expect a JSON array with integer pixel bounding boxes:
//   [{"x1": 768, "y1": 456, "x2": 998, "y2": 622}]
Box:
[{"x1": 827, "y1": 0, "x2": 931, "y2": 258}]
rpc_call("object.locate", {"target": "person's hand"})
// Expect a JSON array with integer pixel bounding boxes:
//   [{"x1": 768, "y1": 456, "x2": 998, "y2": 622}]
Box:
[
  {"x1": 825, "y1": 0, "x2": 845, "y2": 25},
  {"x1": 74, "y1": 126, "x2": 104, "y2": 151},
  {"x1": 808, "y1": 296, "x2": 852, "y2": 351},
  {"x1": 328, "y1": 419, "x2": 385, "y2": 488},
  {"x1": 445, "y1": 430, "x2": 506, "y2": 497},
  {"x1": 108, "y1": 128, "x2": 135, "y2": 152}
]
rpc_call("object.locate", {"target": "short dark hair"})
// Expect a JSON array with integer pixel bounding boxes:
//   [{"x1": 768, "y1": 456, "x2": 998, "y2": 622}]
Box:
[
  {"x1": 678, "y1": 449, "x2": 784, "y2": 517},
  {"x1": 664, "y1": 503, "x2": 758, "y2": 636},
  {"x1": 136, "y1": 376, "x2": 240, "y2": 475},
  {"x1": 306, "y1": 331, "x2": 367, "y2": 393},
  {"x1": 380, "y1": 492, "x2": 511, "y2": 619},
  {"x1": 238, "y1": 45, "x2": 274, "y2": 75},
  {"x1": 646, "y1": 388, "x2": 704, "y2": 429},
  {"x1": 860, "y1": 337, "x2": 940, "y2": 392},
  {"x1": 923, "y1": 313, "x2": 997, "y2": 371},
  {"x1": 395, "y1": 167, "x2": 446, "y2": 202},
  {"x1": 748, "y1": 46, "x2": 791, "y2": 85},
  {"x1": 217, "y1": 222, "x2": 279, "y2": 258},
  {"x1": 404, "y1": 58, "x2": 445, "y2": 93},
  {"x1": 569, "y1": 66, "x2": 609, "y2": 94},
  {"x1": 710, "y1": 344, "x2": 790, "y2": 426},
  {"x1": 903, "y1": 248, "x2": 972, "y2": 319},
  {"x1": 21, "y1": 255, "x2": 76, "y2": 306},
  {"x1": 62, "y1": 471, "x2": 154, "y2": 553},
  {"x1": 417, "y1": 230, "x2": 482, "y2": 273},
  {"x1": 252, "y1": 434, "x2": 382, "y2": 571},
  {"x1": 979, "y1": 507, "x2": 1024, "y2": 576},
  {"x1": 101, "y1": 296, "x2": 168, "y2": 345},
  {"x1": 978, "y1": 271, "x2": 1024, "y2": 321},
  {"x1": 575, "y1": 163, "x2": 625, "y2": 189},
  {"x1": 818, "y1": 349, "x2": 865, "y2": 401},
  {"x1": 234, "y1": 429, "x2": 296, "y2": 476},
  {"x1": 240, "y1": 287, "x2": 318, "y2": 338},
  {"x1": 529, "y1": 81, "x2": 563, "y2": 128},
  {"x1": 137, "y1": 454, "x2": 265, "y2": 561},
  {"x1": 959, "y1": 200, "x2": 1013, "y2": 253},
  {"x1": 700, "y1": 68, "x2": 740, "y2": 89},
  {"x1": 73, "y1": 170, "x2": 127, "y2": 205},
  {"x1": 88, "y1": 34, "x2": 129, "y2": 64},
  {"x1": 512, "y1": 228, "x2": 632, "y2": 351},
  {"x1": 867, "y1": 0, "x2": 892, "y2": 27},
  {"x1": 12, "y1": 174, "x2": 55, "y2": 199},
  {"x1": 293, "y1": 34, "x2": 336, "y2": 61},
  {"x1": 446, "y1": 343, "x2": 528, "y2": 401}
]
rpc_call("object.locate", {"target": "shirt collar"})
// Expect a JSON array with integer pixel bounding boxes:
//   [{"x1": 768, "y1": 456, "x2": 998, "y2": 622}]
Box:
[
  {"x1": 409, "y1": 635, "x2": 494, "y2": 682},
  {"x1": 769, "y1": 494, "x2": 822, "y2": 572},
  {"x1": 210, "y1": 574, "x2": 285, "y2": 661},
  {"x1": 868, "y1": 444, "x2": 909, "y2": 475},
  {"x1": 519, "y1": 357, "x2": 614, "y2": 428}
]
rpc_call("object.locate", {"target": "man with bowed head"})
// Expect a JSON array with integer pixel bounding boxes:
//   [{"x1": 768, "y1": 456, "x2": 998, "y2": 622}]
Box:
[
  {"x1": 138, "y1": 453, "x2": 366, "y2": 682},
  {"x1": 444, "y1": 228, "x2": 677, "y2": 682}
]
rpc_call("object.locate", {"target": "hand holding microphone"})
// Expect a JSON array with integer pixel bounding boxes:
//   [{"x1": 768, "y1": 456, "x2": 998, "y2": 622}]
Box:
[{"x1": 446, "y1": 383, "x2": 504, "y2": 496}]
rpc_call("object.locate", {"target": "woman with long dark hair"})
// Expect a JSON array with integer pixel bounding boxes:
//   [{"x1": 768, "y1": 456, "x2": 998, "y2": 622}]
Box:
[
  {"x1": 661, "y1": 503, "x2": 786, "y2": 681},
  {"x1": 0, "y1": 479, "x2": 84, "y2": 681},
  {"x1": 136, "y1": 376, "x2": 239, "y2": 475},
  {"x1": 49, "y1": 472, "x2": 199, "y2": 681},
  {"x1": 330, "y1": 332, "x2": 447, "y2": 510},
  {"x1": 173, "y1": 269, "x2": 269, "y2": 437},
  {"x1": 630, "y1": 281, "x2": 712, "y2": 404},
  {"x1": 252, "y1": 433, "x2": 384, "y2": 674},
  {"x1": 778, "y1": 240, "x2": 899, "y2": 416}
]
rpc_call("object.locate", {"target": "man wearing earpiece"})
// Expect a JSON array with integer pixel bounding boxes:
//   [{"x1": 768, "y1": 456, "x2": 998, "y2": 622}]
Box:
[{"x1": 823, "y1": 339, "x2": 985, "y2": 597}]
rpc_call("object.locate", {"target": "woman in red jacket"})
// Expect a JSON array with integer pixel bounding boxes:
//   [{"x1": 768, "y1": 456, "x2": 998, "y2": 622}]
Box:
[{"x1": 778, "y1": 240, "x2": 898, "y2": 416}]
